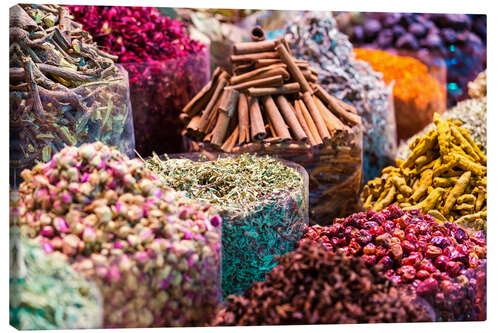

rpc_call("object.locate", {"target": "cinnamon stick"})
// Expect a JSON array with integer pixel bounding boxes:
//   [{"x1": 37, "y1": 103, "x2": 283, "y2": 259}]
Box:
[
  {"x1": 233, "y1": 63, "x2": 254, "y2": 74},
  {"x1": 251, "y1": 26, "x2": 266, "y2": 42},
  {"x1": 221, "y1": 126, "x2": 239, "y2": 152},
  {"x1": 186, "y1": 115, "x2": 201, "y2": 136},
  {"x1": 198, "y1": 71, "x2": 229, "y2": 133},
  {"x1": 314, "y1": 84, "x2": 361, "y2": 126},
  {"x1": 238, "y1": 94, "x2": 250, "y2": 144},
  {"x1": 230, "y1": 51, "x2": 279, "y2": 63},
  {"x1": 248, "y1": 82, "x2": 300, "y2": 96},
  {"x1": 229, "y1": 74, "x2": 284, "y2": 91},
  {"x1": 293, "y1": 100, "x2": 315, "y2": 145},
  {"x1": 233, "y1": 40, "x2": 276, "y2": 55},
  {"x1": 205, "y1": 94, "x2": 225, "y2": 134},
  {"x1": 249, "y1": 97, "x2": 266, "y2": 141},
  {"x1": 254, "y1": 59, "x2": 283, "y2": 68},
  {"x1": 298, "y1": 99, "x2": 322, "y2": 146},
  {"x1": 262, "y1": 96, "x2": 292, "y2": 141},
  {"x1": 182, "y1": 67, "x2": 222, "y2": 116},
  {"x1": 211, "y1": 88, "x2": 239, "y2": 146},
  {"x1": 230, "y1": 64, "x2": 287, "y2": 85},
  {"x1": 313, "y1": 95, "x2": 347, "y2": 133},
  {"x1": 275, "y1": 43, "x2": 312, "y2": 94},
  {"x1": 275, "y1": 95, "x2": 307, "y2": 142},
  {"x1": 303, "y1": 91, "x2": 331, "y2": 140}
]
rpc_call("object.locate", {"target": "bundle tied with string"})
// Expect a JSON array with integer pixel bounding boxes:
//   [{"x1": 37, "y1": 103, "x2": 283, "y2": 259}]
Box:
[
  {"x1": 9, "y1": 4, "x2": 134, "y2": 187},
  {"x1": 180, "y1": 27, "x2": 363, "y2": 225}
]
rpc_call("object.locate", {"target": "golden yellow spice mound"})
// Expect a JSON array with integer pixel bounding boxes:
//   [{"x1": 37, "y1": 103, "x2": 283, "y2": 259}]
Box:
[{"x1": 362, "y1": 113, "x2": 486, "y2": 231}]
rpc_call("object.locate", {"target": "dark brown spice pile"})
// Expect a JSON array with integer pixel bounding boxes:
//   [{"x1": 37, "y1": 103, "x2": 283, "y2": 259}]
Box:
[{"x1": 213, "y1": 240, "x2": 433, "y2": 325}]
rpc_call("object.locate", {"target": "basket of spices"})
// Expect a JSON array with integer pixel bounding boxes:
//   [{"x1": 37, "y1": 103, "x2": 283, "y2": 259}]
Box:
[
  {"x1": 354, "y1": 48, "x2": 446, "y2": 141},
  {"x1": 302, "y1": 205, "x2": 486, "y2": 321},
  {"x1": 16, "y1": 142, "x2": 221, "y2": 328},
  {"x1": 284, "y1": 12, "x2": 398, "y2": 183},
  {"x1": 213, "y1": 239, "x2": 434, "y2": 325},
  {"x1": 10, "y1": 229, "x2": 102, "y2": 330},
  {"x1": 9, "y1": 4, "x2": 135, "y2": 187},
  {"x1": 144, "y1": 152, "x2": 308, "y2": 297},
  {"x1": 69, "y1": 5, "x2": 210, "y2": 157},
  {"x1": 180, "y1": 28, "x2": 363, "y2": 225}
]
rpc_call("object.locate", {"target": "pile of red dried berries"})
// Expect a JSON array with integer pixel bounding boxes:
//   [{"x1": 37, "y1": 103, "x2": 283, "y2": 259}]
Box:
[
  {"x1": 69, "y1": 6, "x2": 209, "y2": 156},
  {"x1": 213, "y1": 240, "x2": 433, "y2": 325},
  {"x1": 301, "y1": 204, "x2": 486, "y2": 321}
]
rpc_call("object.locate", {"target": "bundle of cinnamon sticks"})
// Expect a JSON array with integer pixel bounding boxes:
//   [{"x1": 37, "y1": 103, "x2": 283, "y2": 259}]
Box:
[{"x1": 180, "y1": 30, "x2": 362, "y2": 153}]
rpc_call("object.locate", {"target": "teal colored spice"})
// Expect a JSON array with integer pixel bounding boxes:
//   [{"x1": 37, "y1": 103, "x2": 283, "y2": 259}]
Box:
[
  {"x1": 10, "y1": 231, "x2": 102, "y2": 330},
  {"x1": 145, "y1": 153, "x2": 309, "y2": 296}
]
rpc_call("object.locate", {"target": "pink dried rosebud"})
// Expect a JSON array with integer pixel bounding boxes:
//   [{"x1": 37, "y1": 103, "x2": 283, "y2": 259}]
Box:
[
  {"x1": 108, "y1": 264, "x2": 121, "y2": 283},
  {"x1": 139, "y1": 228, "x2": 154, "y2": 243},
  {"x1": 82, "y1": 227, "x2": 97, "y2": 242},
  {"x1": 54, "y1": 217, "x2": 69, "y2": 233},
  {"x1": 114, "y1": 241, "x2": 124, "y2": 249},
  {"x1": 51, "y1": 236, "x2": 62, "y2": 250},
  {"x1": 210, "y1": 215, "x2": 222, "y2": 227},
  {"x1": 127, "y1": 235, "x2": 139, "y2": 247},
  {"x1": 60, "y1": 192, "x2": 72, "y2": 204},
  {"x1": 41, "y1": 225, "x2": 55, "y2": 238},
  {"x1": 135, "y1": 251, "x2": 148, "y2": 263},
  {"x1": 41, "y1": 242, "x2": 54, "y2": 254},
  {"x1": 62, "y1": 234, "x2": 80, "y2": 256}
]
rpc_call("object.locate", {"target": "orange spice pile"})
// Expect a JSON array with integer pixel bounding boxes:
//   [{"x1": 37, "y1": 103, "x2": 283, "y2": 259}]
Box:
[{"x1": 354, "y1": 48, "x2": 446, "y2": 140}]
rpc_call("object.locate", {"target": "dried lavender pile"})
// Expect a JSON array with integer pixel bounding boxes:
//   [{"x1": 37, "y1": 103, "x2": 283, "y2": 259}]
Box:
[
  {"x1": 10, "y1": 231, "x2": 102, "y2": 330},
  {"x1": 16, "y1": 142, "x2": 221, "y2": 328},
  {"x1": 285, "y1": 12, "x2": 397, "y2": 182},
  {"x1": 145, "y1": 153, "x2": 308, "y2": 297},
  {"x1": 213, "y1": 240, "x2": 433, "y2": 325},
  {"x1": 9, "y1": 4, "x2": 134, "y2": 186}
]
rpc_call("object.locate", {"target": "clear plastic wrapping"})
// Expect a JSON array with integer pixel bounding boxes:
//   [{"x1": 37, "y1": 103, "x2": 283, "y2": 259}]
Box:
[
  {"x1": 124, "y1": 51, "x2": 210, "y2": 157},
  {"x1": 158, "y1": 153, "x2": 309, "y2": 297},
  {"x1": 10, "y1": 65, "x2": 135, "y2": 187}
]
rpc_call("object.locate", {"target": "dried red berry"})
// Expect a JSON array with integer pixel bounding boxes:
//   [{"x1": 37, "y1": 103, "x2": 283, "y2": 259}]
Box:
[
  {"x1": 416, "y1": 277, "x2": 438, "y2": 295},
  {"x1": 389, "y1": 244, "x2": 403, "y2": 260},
  {"x1": 363, "y1": 243, "x2": 377, "y2": 255},
  {"x1": 425, "y1": 245, "x2": 442, "y2": 258},
  {"x1": 416, "y1": 269, "x2": 431, "y2": 280}
]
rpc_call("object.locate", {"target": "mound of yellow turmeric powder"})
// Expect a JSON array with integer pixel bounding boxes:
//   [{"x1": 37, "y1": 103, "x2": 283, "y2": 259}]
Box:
[{"x1": 362, "y1": 113, "x2": 486, "y2": 232}]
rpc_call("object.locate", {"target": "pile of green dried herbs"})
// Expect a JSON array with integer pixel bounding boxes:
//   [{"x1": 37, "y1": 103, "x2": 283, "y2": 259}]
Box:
[
  {"x1": 145, "y1": 153, "x2": 308, "y2": 297},
  {"x1": 10, "y1": 231, "x2": 102, "y2": 330},
  {"x1": 146, "y1": 153, "x2": 304, "y2": 216}
]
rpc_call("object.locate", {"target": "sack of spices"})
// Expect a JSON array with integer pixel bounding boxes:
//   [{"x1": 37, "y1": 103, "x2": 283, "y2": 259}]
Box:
[
  {"x1": 284, "y1": 11, "x2": 398, "y2": 183},
  {"x1": 302, "y1": 205, "x2": 486, "y2": 321},
  {"x1": 10, "y1": 229, "x2": 102, "y2": 330},
  {"x1": 144, "y1": 152, "x2": 308, "y2": 297},
  {"x1": 9, "y1": 4, "x2": 135, "y2": 188},
  {"x1": 69, "y1": 5, "x2": 210, "y2": 157},
  {"x1": 16, "y1": 142, "x2": 221, "y2": 328},
  {"x1": 179, "y1": 29, "x2": 363, "y2": 225},
  {"x1": 354, "y1": 48, "x2": 446, "y2": 141}
]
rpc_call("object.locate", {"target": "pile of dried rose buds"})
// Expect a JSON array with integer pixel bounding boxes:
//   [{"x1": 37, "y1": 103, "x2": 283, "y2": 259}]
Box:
[
  {"x1": 16, "y1": 142, "x2": 221, "y2": 328},
  {"x1": 301, "y1": 204, "x2": 486, "y2": 321}
]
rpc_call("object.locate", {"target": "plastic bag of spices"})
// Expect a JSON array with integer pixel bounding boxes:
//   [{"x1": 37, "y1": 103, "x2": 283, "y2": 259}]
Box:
[
  {"x1": 121, "y1": 51, "x2": 210, "y2": 157},
  {"x1": 144, "y1": 152, "x2": 309, "y2": 297},
  {"x1": 16, "y1": 142, "x2": 221, "y2": 328},
  {"x1": 9, "y1": 5, "x2": 135, "y2": 188}
]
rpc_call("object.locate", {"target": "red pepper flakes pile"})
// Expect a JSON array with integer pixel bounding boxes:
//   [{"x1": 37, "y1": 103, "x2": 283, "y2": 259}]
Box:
[
  {"x1": 300, "y1": 204, "x2": 486, "y2": 321},
  {"x1": 69, "y1": 6, "x2": 209, "y2": 156}
]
